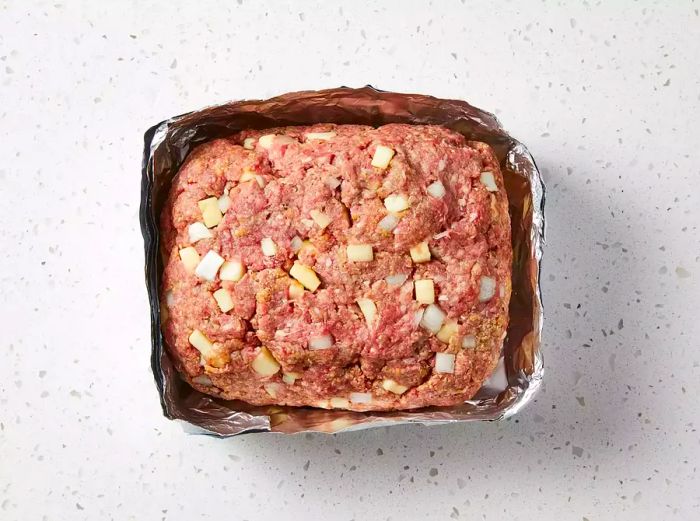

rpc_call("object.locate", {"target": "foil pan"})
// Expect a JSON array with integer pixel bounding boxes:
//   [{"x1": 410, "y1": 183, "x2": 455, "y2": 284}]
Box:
[{"x1": 140, "y1": 86, "x2": 545, "y2": 436}]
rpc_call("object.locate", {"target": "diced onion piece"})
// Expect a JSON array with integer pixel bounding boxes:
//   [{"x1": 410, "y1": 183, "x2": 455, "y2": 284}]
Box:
[
  {"x1": 349, "y1": 392, "x2": 373, "y2": 404},
  {"x1": 219, "y1": 260, "x2": 246, "y2": 282},
  {"x1": 435, "y1": 352, "x2": 456, "y2": 374},
  {"x1": 179, "y1": 247, "x2": 200, "y2": 273},
  {"x1": 188, "y1": 329, "x2": 214, "y2": 355},
  {"x1": 309, "y1": 209, "x2": 332, "y2": 230},
  {"x1": 165, "y1": 290, "x2": 175, "y2": 307},
  {"x1": 433, "y1": 230, "x2": 449, "y2": 240},
  {"x1": 264, "y1": 382, "x2": 282, "y2": 398},
  {"x1": 479, "y1": 276, "x2": 497, "y2": 302},
  {"x1": 290, "y1": 235, "x2": 303, "y2": 253},
  {"x1": 251, "y1": 347, "x2": 281, "y2": 376},
  {"x1": 240, "y1": 170, "x2": 265, "y2": 188},
  {"x1": 306, "y1": 131, "x2": 336, "y2": 141},
  {"x1": 378, "y1": 213, "x2": 399, "y2": 232},
  {"x1": 194, "y1": 250, "x2": 225, "y2": 281},
  {"x1": 188, "y1": 222, "x2": 213, "y2": 243},
  {"x1": 413, "y1": 307, "x2": 425, "y2": 327},
  {"x1": 499, "y1": 284, "x2": 506, "y2": 298},
  {"x1": 258, "y1": 134, "x2": 295, "y2": 149},
  {"x1": 289, "y1": 261, "x2": 321, "y2": 291},
  {"x1": 462, "y1": 334, "x2": 477, "y2": 349},
  {"x1": 192, "y1": 374, "x2": 213, "y2": 386},
  {"x1": 308, "y1": 334, "x2": 334, "y2": 350},
  {"x1": 420, "y1": 304, "x2": 446, "y2": 334},
  {"x1": 289, "y1": 280, "x2": 305, "y2": 300},
  {"x1": 382, "y1": 379, "x2": 408, "y2": 395},
  {"x1": 480, "y1": 171, "x2": 499, "y2": 192},
  {"x1": 427, "y1": 180, "x2": 446, "y2": 198},
  {"x1": 282, "y1": 372, "x2": 300, "y2": 385},
  {"x1": 261, "y1": 237, "x2": 277, "y2": 256},
  {"x1": 356, "y1": 298, "x2": 377, "y2": 326},
  {"x1": 243, "y1": 137, "x2": 256, "y2": 150},
  {"x1": 409, "y1": 241, "x2": 431, "y2": 263},
  {"x1": 383, "y1": 194, "x2": 410, "y2": 213},
  {"x1": 325, "y1": 177, "x2": 341, "y2": 190},
  {"x1": 371, "y1": 145, "x2": 395, "y2": 169},
  {"x1": 346, "y1": 244, "x2": 373, "y2": 262},
  {"x1": 330, "y1": 397, "x2": 350, "y2": 409},
  {"x1": 414, "y1": 279, "x2": 435, "y2": 304},
  {"x1": 213, "y1": 288, "x2": 234, "y2": 313},
  {"x1": 385, "y1": 273, "x2": 408, "y2": 287},
  {"x1": 217, "y1": 194, "x2": 231, "y2": 213},
  {"x1": 257, "y1": 134, "x2": 276, "y2": 149},
  {"x1": 316, "y1": 400, "x2": 330, "y2": 409},
  {"x1": 198, "y1": 197, "x2": 223, "y2": 228},
  {"x1": 436, "y1": 320, "x2": 458, "y2": 343}
]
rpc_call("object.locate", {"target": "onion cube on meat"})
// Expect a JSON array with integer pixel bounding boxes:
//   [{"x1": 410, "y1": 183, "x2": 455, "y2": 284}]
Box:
[
  {"x1": 213, "y1": 288, "x2": 234, "y2": 313},
  {"x1": 219, "y1": 260, "x2": 246, "y2": 282},
  {"x1": 179, "y1": 247, "x2": 200, "y2": 273},
  {"x1": 435, "y1": 352, "x2": 456, "y2": 374},
  {"x1": 282, "y1": 372, "x2": 300, "y2": 385},
  {"x1": 251, "y1": 347, "x2": 281, "y2": 376},
  {"x1": 427, "y1": 181, "x2": 446, "y2": 198},
  {"x1": 198, "y1": 197, "x2": 223, "y2": 228},
  {"x1": 217, "y1": 194, "x2": 231, "y2": 213},
  {"x1": 382, "y1": 379, "x2": 408, "y2": 395},
  {"x1": 480, "y1": 171, "x2": 499, "y2": 192},
  {"x1": 385, "y1": 273, "x2": 408, "y2": 287},
  {"x1": 242, "y1": 137, "x2": 256, "y2": 150},
  {"x1": 187, "y1": 222, "x2": 213, "y2": 243},
  {"x1": 288, "y1": 280, "x2": 305, "y2": 300},
  {"x1": 264, "y1": 383, "x2": 282, "y2": 398},
  {"x1": 189, "y1": 329, "x2": 214, "y2": 355},
  {"x1": 192, "y1": 374, "x2": 213, "y2": 386},
  {"x1": 346, "y1": 244, "x2": 373, "y2": 262},
  {"x1": 289, "y1": 261, "x2": 321, "y2": 291},
  {"x1": 194, "y1": 250, "x2": 225, "y2": 281},
  {"x1": 165, "y1": 290, "x2": 175, "y2": 307},
  {"x1": 308, "y1": 334, "x2": 334, "y2": 350},
  {"x1": 383, "y1": 194, "x2": 410, "y2": 213},
  {"x1": 409, "y1": 241, "x2": 431, "y2": 263},
  {"x1": 325, "y1": 177, "x2": 341, "y2": 190},
  {"x1": 378, "y1": 213, "x2": 399, "y2": 232},
  {"x1": 261, "y1": 237, "x2": 278, "y2": 256},
  {"x1": 414, "y1": 279, "x2": 435, "y2": 304},
  {"x1": 290, "y1": 235, "x2": 303, "y2": 253},
  {"x1": 356, "y1": 298, "x2": 377, "y2": 326},
  {"x1": 309, "y1": 209, "x2": 332, "y2": 229},
  {"x1": 420, "y1": 304, "x2": 446, "y2": 334},
  {"x1": 349, "y1": 392, "x2": 373, "y2": 404},
  {"x1": 462, "y1": 334, "x2": 477, "y2": 349},
  {"x1": 371, "y1": 145, "x2": 395, "y2": 169},
  {"x1": 330, "y1": 397, "x2": 350, "y2": 409},
  {"x1": 479, "y1": 276, "x2": 497, "y2": 302},
  {"x1": 436, "y1": 320, "x2": 458, "y2": 343},
  {"x1": 240, "y1": 170, "x2": 265, "y2": 188},
  {"x1": 257, "y1": 134, "x2": 277, "y2": 149},
  {"x1": 305, "y1": 131, "x2": 336, "y2": 141}
]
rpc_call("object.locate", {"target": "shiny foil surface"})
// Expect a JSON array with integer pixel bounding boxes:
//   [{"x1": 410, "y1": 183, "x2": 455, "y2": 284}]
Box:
[{"x1": 140, "y1": 87, "x2": 545, "y2": 436}]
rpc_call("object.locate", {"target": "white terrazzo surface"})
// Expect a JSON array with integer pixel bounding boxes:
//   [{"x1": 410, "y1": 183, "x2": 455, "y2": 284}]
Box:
[{"x1": 1, "y1": 1, "x2": 699, "y2": 519}]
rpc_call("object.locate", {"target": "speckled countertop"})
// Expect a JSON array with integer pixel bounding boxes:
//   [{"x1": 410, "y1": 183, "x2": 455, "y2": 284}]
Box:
[{"x1": 1, "y1": 1, "x2": 699, "y2": 520}]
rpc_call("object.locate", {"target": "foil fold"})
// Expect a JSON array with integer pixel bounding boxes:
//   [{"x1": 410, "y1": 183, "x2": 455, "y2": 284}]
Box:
[{"x1": 140, "y1": 86, "x2": 545, "y2": 436}]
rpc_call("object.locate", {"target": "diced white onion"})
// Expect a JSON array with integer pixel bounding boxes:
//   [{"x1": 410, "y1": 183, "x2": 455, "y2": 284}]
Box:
[
  {"x1": 330, "y1": 397, "x2": 350, "y2": 409},
  {"x1": 240, "y1": 170, "x2": 265, "y2": 188},
  {"x1": 438, "y1": 159, "x2": 446, "y2": 172},
  {"x1": 165, "y1": 290, "x2": 175, "y2": 307},
  {"x1": 427, "y1": 181, "x2": 446, "y2": 198},
  {"x1": 371, "y1": 145, "x2": 395, "y2": 169},
  {"x1": 325, "y1": 177, "x2": 341, "y2": 190},
  {"x1": 194, "y1": 250, "x2": 225, "y2": 281},
  {"x1": 499, "y1": 284, "x2": 506, "y2": 298},
  {"x1": 413, "y1": 307, "x2": 425, "y2": 327},
  {"x1": 219, "y1": 260, "x2": 246, "y2": 281},
  {"x1": 433, "y1": 230, "x2": 449, "y2": 240},
  {"x1": 480, "y1": 171, "x2": 499, "y2": 192},
  {"x1": 349, "y1": 392, "x2": 373, "y2": 404},
  {"x1": 385, "y1": 273, "x2": 408, "y2": 287},
  {"x1": 435, "y1": 352, "x2": 456, "y2": 374},
  {"x1": 290, "y1": 235, "x2": 303, "y2": 253},
  {"x1": 264, "y1": 382, "x2": 283, "y2": 398},
  {"x1": 420, "y1": 304, "x2": 446, "y2": 334},
  {"x1": 188, "y1": 222, "x2": 213, "y2": 243},
  {"x1": 261, "y1": 237, "x2": 277, "y2": 256},
  {"x1": 243, "y1": 137, "x2": 256, "y2": 150},
  {"x1": 306, "y1": 131, "x2": 336, "y2": 141},
  {"x1": 308, "y1": 334, "x2": 334, "y2": 350},
  {"x1": 346, "y1": 244, "x2": 373, "y2": 262},
  {"x1": 192, "y1": 374, "x2": 213, "y2": 386},
  {"x1": 378, "y1": 213, "x2": 399, "y2": 232},
  {"x1": 282, "y1": 372, "x2": 299, "y2": 385},
  {"x1": 462, "y1": 335, "x2": 476, "y2": 349},
  {"x1": 381, "y1": 378, "x2": 408, "y2": 395},
  {"x1": 479, "y1": 276, "x2": 497, "y2": 302},
  {"x1": 217, "y1": 194, "x2": 231, "y2": 213},
  {"x1": 356, "y1": 298, "x2": 377, "y2": 326},
  {"x1": 383, "y1": 194, "x2": 410, "y2": 213}
]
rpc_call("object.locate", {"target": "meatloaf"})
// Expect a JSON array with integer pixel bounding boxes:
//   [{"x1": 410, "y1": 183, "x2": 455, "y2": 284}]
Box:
[{"x1": 160, "y1": 123, "x2": 511, "y2": 411}]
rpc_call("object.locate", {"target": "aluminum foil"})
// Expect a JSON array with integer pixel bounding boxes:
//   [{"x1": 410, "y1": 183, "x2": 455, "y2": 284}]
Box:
[{"x1": 140, "y1": 86, "x2": 545, "y2": 436}]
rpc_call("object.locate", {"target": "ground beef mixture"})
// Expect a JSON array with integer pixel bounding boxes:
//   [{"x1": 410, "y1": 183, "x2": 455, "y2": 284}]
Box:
[{"x1": 160, "y1": 124, "x2": 511, "y2": 411}]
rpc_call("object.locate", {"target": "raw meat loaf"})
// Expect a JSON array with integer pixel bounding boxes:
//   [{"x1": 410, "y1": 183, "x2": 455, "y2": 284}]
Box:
[{"x1": 160, "y1": 124, "x2": 511, "y2": 411}]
